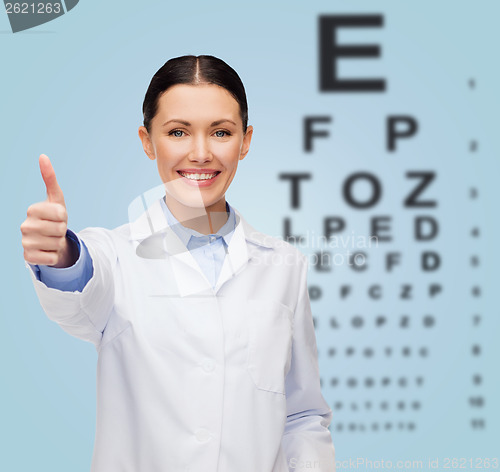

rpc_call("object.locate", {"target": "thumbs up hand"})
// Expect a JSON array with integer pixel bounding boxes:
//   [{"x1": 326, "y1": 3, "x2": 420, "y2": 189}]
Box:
[{"x1": 21, "y1": 154, "x2": 78, "y2": 267}]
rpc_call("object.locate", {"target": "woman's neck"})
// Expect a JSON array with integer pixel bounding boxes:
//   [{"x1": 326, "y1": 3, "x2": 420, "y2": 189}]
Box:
[{"x1": 164, "y1": 195, "x2": 229, "y2": 235}]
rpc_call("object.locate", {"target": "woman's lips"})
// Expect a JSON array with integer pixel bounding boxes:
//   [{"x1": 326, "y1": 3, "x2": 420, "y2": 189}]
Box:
[{"x1": 176, "y1": 170, "x2": 221, "y2": 187}]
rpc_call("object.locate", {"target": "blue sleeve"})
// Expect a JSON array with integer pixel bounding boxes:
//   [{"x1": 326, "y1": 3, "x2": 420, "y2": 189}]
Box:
[{"x1": 28, "y1": 229, "x2": 94, "y2": 292}]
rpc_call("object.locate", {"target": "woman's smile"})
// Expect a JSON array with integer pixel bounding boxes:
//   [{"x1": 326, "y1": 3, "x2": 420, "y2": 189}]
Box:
[{"x1": 176, "y1": 169, "x2": 222, "y2": 186}]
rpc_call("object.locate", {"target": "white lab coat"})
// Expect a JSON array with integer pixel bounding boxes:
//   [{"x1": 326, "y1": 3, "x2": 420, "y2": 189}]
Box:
[{"x1": 25, "y1": 196, "x2": 335, "y2": 472}]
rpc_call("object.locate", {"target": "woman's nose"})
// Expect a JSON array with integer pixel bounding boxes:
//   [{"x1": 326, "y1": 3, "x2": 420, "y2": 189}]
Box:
[{"x1": 189, "y1": 135, "x2": 213, "y2": 163}]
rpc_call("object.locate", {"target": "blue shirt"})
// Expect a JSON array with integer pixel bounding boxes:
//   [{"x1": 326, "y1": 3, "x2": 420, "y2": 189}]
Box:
[
  {"x1": 159, "y1": 197, "x2": 235, "y2": 288},
  {"x1": 29, "y1": 199, "x2": 236, "y2": 292}
]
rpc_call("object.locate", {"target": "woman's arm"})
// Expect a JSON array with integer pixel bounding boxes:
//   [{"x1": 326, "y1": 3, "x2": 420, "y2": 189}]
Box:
[
  {"x1": 22, "y1": 154, "x2": 116, "y2": 350},
  {"x1": 282, "y1": 254, "x2": 336, "y2": 472}
]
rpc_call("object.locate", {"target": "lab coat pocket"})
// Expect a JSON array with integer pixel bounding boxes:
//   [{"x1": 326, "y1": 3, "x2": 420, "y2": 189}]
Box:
[{"x1": 246, "y1": 299, "x2": 294, "y2": 395}]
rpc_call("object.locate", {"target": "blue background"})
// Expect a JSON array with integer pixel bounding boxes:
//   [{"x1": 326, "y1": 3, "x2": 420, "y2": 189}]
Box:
[{"x1": 1, "y1": 0, "x2": 499, "y2": 470}]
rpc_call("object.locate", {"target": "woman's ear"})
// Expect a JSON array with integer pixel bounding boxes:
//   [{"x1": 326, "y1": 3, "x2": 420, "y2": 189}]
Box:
[
  {"x1": 138, "y1": 126, "x2": 156, "y2": 160},
  {"x1": 239, "y1": 125, "x2": 253, "y2": 160}
]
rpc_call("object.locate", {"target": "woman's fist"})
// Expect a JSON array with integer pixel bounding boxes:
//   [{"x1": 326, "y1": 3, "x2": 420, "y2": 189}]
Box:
[{"x1": 21, "y1": 154, "x2": 77, "y2": 268}]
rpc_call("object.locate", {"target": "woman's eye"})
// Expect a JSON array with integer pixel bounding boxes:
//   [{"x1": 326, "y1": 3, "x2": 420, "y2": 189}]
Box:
[
  {"x1": 214, "y1": 130, "x2": 231, "y2": 138},
  {"x1": 169, "y1": 130, "x2": 184, "y2": 137}
]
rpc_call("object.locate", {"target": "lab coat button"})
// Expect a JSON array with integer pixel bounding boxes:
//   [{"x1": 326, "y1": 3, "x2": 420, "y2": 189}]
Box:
[
  {"x1": 195, "y1": 428, "x2": 211, "y2": 442},
  {"x1": 201, "y1": 358, "x2": 215, "y2": 372}
]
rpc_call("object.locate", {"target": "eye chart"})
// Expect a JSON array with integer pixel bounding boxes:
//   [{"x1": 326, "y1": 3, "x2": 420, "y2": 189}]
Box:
[{"x1": 3, "y1": 1, "x2": 498, "y2": 471}]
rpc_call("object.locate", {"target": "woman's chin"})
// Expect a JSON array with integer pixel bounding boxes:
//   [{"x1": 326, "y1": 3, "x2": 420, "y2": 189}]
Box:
[{"x1": 164, "y1": 192, "x2": 221, "y2": 212}]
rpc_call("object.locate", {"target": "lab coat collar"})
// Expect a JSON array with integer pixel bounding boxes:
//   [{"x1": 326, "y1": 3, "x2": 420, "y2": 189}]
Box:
[
  {"x1": 159, "y1": 196, "x2": 236, "y2": 249},
  {"x1": 128, "y1": 197, "x2": 276, "y2": 296},
  {"x1": 128, "y1": 196, "x2": 275, "y2": 250}
]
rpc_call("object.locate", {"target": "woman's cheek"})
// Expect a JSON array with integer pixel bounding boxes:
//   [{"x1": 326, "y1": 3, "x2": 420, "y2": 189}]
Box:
[
  {"x1": 217, "y1": 143, "x2": 241, "y2": 165},
  {"x1": 158, "y1": 145, "x2": 184, "y2": 167}
]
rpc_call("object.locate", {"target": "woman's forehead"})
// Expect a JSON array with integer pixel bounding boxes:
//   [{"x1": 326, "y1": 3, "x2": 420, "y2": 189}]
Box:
[
  {"x1": 156, "y1": 84, "x2": 240, "y2": 122},
  {"x1": 160, "y1": 83, "x2": 236, "y2": 104}
]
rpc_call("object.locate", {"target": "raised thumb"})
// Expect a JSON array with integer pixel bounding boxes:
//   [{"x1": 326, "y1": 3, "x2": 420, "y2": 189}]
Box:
[{"x1": 39, "y1": 154, "x2": 66, "y2": 207}]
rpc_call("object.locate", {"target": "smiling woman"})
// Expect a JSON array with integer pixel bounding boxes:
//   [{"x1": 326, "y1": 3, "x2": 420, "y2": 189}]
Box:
[
  {"x1": 138, "y1": 76, "x2": 253, "y2": 234},
  {"x1": 137, "y1": 56, "x2": 254, "y2": 236},
  {"x1": 21, "y1": 54, "x2": 336, "y2": 472}
]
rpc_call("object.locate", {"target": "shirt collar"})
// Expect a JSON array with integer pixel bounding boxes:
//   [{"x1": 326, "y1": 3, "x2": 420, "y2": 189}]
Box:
[
  {"x1": 160, "y1": 196, "x2": 236, "y2": 247},
  {"x1": 128, "y1": 193, "x2": 276, "y2": 250}
]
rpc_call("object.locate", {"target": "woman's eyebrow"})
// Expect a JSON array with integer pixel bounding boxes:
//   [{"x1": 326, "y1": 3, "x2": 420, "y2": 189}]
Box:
[{"x1": 162, "y1": 119, "x2": 237, "y2": 127}]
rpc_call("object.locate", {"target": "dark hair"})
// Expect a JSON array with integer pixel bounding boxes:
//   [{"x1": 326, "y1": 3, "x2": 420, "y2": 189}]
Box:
[{"x1": 142, "y1": 55, "x2": 248, "y2": 134}]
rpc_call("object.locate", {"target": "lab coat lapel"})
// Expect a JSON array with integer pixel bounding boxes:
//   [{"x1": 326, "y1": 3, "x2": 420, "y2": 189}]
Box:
[
  {"x1": 214, "y1": 207, "x2": 276, "y2": 292},
  {"x1": 213, "y1": 212, "x2": 249, "y2": 293},
  {"x1": 129, "y1": 197, "x2": 274, "y2": 296},
  {"x1": 130, "y1": 198, "x2": 213, "y2": 296}
]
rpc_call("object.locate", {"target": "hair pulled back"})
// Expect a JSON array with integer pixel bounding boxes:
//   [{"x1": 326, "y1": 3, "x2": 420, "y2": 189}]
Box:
[{"x1": 142, "y1": 55, "x2": 248, "y2": 134}]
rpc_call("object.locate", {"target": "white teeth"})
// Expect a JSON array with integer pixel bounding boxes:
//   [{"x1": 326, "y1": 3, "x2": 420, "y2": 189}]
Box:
[{"x1": 179, "y1": 172, "x2": 218, "y2": 181}]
